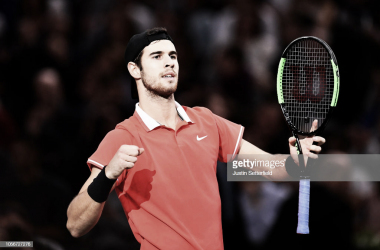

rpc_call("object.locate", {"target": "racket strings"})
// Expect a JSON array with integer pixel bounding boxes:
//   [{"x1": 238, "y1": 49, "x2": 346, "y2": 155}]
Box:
[{"x1": 282, "y1": 39, "x2": 334, "y2": 133}]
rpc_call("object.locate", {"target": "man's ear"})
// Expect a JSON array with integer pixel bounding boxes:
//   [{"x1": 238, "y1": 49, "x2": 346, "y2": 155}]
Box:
[{"x1": 128, "y1": 62, "x2": 141, "y2": 79}]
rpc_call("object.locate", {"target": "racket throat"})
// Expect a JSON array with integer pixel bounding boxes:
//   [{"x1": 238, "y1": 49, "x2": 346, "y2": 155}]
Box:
[{"x1": 292, "y1": 132, "x2": 310, "y2": 178}]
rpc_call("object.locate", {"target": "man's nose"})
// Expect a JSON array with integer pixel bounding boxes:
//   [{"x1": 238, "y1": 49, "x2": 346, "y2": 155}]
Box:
[{"x1": 164, "y1": 55, "x2": 174, "y2": 68}]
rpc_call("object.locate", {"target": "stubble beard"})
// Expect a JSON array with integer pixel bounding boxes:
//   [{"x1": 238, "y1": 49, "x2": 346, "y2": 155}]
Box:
[{"x1": 141, "y1": 71, "x2": 178, "y2": 99}]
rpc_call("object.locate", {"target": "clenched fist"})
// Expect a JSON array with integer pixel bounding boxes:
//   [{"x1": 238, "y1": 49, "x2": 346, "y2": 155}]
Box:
[{"x1": 105, "y1": 145, "x2": 144, "y2": 179}]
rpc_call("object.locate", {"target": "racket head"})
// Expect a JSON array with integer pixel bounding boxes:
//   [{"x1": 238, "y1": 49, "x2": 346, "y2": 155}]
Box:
[{"x1": 277, "y1": 36, "x2": 340, "y2": 136}]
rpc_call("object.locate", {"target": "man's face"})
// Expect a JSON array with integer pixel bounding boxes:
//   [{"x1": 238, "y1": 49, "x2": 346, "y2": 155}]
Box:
[{"x1": 140, "y1": 40, "x2": 179, "y2": 99}]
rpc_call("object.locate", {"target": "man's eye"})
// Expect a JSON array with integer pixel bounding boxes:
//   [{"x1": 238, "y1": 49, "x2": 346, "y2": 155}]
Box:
[
  {"x1": 171, "y1": 56, "x2": 177, "y2": 59},
  {"x1": 154, "y1": 55, "x2": 160, "y2": 59}
]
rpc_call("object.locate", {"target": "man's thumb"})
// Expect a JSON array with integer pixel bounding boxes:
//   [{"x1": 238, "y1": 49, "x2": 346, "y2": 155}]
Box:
[
  {"x1": 138, "y1": 148, "x2": 145, "y2": 155},
  {"x1": 289, "y1": 137, "x2": 296, "y2": 146}
]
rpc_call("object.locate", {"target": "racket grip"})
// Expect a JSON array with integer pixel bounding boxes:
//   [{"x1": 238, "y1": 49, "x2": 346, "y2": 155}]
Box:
[{"x1": 297, "y1": 178, "x2": 310, "y2": 234}]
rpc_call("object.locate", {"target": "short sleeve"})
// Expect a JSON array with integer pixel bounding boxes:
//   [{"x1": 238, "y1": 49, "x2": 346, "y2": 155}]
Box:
[
  {"x1": 213, "y1": 114, "x2": 244, "y2": 162},
  {"x1": 87, "y1": 129, "x2": 133, "y2": 170}
]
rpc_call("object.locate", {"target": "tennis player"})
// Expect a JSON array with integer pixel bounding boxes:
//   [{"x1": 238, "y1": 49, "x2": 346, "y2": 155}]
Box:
[{"x1": 66, "y1": 27, "x2": 325, "y2": 250}]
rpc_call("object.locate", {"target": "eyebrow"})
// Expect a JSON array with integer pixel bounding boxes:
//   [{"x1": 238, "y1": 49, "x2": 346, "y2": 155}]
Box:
[{"x1": 149, "y1": 51, "x2": 177, "y2": 56}]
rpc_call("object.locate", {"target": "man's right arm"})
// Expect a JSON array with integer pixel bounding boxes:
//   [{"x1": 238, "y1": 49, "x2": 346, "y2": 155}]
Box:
[
  {"x1": 66, "y1": 145, "x2": 144, "y2": 237},
  {"x1": 66, "y1": 167, "x2": 110, "y2": 238}
]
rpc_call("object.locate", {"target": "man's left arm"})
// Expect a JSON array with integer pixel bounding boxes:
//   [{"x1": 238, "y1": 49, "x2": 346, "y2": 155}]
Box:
[{"x1": 238, "y1": 121, "x2": 326, "y2": 181}]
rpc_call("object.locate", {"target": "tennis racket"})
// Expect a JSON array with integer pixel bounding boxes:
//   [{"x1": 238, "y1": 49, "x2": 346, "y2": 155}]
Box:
[{"x1": 276, "y1": 36, "x2": 340, "y2": 234}]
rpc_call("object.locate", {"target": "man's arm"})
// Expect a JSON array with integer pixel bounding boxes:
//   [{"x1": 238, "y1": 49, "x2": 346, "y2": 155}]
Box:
[
  {"x1": 66, "y1": 168, "x2": 110, "y2": 237},
  {"x1": 66, "y1": 145, "x2": 144, "y2": 237},
  {"x1": 238, "y1": 121, "x2": 325, "y2": 181},
  {"x1": 238, "y1": 139, "x2": 292, "y2": 181}
]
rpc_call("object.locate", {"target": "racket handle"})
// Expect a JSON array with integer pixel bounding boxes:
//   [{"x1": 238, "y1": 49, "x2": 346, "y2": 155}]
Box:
[
  {"x1": 297, "y1": 178, "x2": 310, "y2": 234},
  {"x1": 297, "y1": 140, "x2": 317, "y2": 234}
]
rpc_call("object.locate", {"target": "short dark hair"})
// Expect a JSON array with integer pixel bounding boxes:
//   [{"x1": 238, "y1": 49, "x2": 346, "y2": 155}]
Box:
[{"x1": 133, "y1": 27, "x2": 168, "y2": 70}]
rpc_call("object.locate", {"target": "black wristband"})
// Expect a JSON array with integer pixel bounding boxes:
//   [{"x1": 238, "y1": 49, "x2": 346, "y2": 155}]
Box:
[
  {"x1": 87, "y1": 166, "x2": 116, "y2": 203},
  {"x1": 285, "y1": 156, "x2": 301, "y2": 179}
]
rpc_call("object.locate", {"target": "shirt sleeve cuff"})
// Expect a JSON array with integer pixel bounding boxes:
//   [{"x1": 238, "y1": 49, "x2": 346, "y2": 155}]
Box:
[
  {"x1": 231, "y1": 125, "x2": 244, "y2": 160},
  {"x1": 87, "y1": 159, "x2": 105, "y2": 170}
]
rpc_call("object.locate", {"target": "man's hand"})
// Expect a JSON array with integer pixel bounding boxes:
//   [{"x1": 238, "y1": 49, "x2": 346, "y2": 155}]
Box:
[
  {"x1": 105, "y1": 145, "x2": 144, "y2": 179},
  {"x1": 288, "y1": 120, "x2": 326, "y2": 166}
]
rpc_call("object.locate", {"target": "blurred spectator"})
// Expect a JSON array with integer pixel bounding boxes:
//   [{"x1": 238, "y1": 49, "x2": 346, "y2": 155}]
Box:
[
  {"x1": 243, "y1": 103, "x2": 289, "y2": 153},
  {"x1": 211, "y1": 45, "x2": 256, "y2": 125},
  {"x1": 0, "y1": 139, "x2": 71, "y2": 248},
  {"x1": 26, "y1": 68, "x2": 63, "y2": 138},
  {"x1": 0, "y1": 204, "x2": 34, "y2": 249},
  {"x1": 0, "y1": 203, "x2": 65, "y2": 250}
]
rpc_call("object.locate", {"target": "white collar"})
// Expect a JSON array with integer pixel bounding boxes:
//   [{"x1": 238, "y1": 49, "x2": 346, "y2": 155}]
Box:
[{"x1": 135, "y1": 101, "x2": 193, "y2": 131}]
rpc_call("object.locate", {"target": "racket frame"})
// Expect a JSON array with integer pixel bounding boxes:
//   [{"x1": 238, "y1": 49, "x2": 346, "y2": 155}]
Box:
[{"x1": 277, "y1": 36, "x2": 340, "y2": 137}]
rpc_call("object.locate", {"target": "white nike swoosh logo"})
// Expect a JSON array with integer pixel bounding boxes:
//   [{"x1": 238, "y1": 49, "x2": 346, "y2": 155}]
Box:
[{"x1": 197, "y1": 135, "x2": 207, "y2": 141}]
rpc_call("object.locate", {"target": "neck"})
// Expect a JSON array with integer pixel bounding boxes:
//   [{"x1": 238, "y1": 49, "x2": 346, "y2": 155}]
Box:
[{"x1": 138, "y1": 94, "x2": 179, "y2": 129}]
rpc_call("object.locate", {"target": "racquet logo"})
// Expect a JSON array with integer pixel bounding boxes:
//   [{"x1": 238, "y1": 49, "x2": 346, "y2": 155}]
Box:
[{"x1": 290, "y1": 65, "x2": 326, "y2": 103}]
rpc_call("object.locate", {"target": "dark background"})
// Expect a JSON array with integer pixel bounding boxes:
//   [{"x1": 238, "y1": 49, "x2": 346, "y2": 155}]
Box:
[{"x1": 0, "y1": 0, "x2": 380, "y2": 249}]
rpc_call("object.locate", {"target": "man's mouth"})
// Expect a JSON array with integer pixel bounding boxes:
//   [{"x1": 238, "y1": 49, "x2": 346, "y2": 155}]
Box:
[{"x1": 162, "y1": 72, "x2": 176, "y2": 78}]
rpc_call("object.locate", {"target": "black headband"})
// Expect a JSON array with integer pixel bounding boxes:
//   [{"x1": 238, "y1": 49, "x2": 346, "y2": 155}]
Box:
[{"x1": 125, "y1": 30, "x2": 173, "y2": 99}]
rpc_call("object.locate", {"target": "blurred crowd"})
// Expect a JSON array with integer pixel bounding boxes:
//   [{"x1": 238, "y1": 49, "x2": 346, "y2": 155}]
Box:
[{"x1": 1, "y1": 0, "x2": 380, "y2": 249}]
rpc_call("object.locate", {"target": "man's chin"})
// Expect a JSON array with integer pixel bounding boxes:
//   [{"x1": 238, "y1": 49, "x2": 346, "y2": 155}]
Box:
[
  {"x1": 142, "y1": 78, "x2": 178, "y2": 99},
  {"x1": 156, "y1": 88, "x2": 176, "y2": 99},
  {"x1": 146, "y1": 87, "x2": 177, "y2": 99}
]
